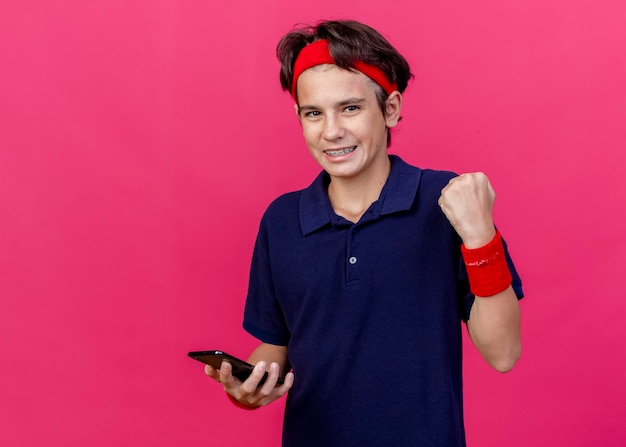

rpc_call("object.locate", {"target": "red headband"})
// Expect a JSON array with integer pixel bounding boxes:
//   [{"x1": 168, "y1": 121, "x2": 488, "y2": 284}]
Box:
[{"x1": 291, "y1": 39, "x2": 398, "y2": 99}]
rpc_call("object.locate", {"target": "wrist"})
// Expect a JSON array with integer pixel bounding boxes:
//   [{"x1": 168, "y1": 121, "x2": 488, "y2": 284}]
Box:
[
  {"x1": 462, "y1": 230, "x2": 512, "y2": 297},
  {"x1": 459, "y1": 226, "x2": 496, "y2": 249}
]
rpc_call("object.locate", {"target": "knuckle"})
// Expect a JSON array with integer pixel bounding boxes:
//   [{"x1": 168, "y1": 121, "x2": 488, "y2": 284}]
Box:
[
  {"x1": 240, "y1": 382, "x2": 255, "y2": 395},
  {"x1": 258, "y1": 387, "x2": 271, "y2": 398}
]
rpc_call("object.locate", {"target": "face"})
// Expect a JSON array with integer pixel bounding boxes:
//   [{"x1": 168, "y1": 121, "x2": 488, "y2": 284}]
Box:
[{"x1": 295, "y1": 64, "x2": 402, "y2": 181}]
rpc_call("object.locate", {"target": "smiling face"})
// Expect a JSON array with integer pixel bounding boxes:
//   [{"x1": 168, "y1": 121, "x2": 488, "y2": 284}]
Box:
[{"x1": 295, "y1": 64, "x2": 402, "y2": 182}]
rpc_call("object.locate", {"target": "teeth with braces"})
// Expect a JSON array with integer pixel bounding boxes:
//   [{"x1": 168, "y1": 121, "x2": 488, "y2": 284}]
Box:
[{"x1": 326, "y1": 146, "x2": 356, "y2": 156}]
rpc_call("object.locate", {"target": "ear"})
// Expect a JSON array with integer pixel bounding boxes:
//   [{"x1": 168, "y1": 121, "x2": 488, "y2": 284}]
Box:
[
  {"x1": 294, "y1": 102, "x2": 301, "y2": 122},
  {"x1": 384, "y1": 91, "x2": 403, "y2": 128}
]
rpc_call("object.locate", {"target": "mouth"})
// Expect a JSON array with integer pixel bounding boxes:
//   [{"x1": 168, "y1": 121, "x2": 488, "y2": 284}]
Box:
[{"x1": 324, "y1": 146, "x2": 356, "y2": 157}]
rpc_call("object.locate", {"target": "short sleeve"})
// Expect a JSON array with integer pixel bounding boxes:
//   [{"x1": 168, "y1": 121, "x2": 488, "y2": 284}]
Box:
[{"x1": 242, "y1": 217, "x2": 290, "y2": 346}]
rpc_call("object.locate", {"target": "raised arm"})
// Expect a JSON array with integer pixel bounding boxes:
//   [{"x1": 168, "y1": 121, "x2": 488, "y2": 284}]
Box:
[{"x1": 439, "y1": 172, "x2": 521, "y2": 372}]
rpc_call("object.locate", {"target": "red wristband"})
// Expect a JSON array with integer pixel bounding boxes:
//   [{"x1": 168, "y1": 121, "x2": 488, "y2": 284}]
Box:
[
  {"x1": 461, "y1": 231, "x2": 512, "y2": 297},
  {"x1": 226, "y1": 393, "x2": 260, "y2": 410}
]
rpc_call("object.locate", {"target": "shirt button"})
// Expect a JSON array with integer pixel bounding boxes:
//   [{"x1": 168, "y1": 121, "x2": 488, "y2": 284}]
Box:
[{"x1": 349, "y1": 256, "x2": 357, "y2": 265}]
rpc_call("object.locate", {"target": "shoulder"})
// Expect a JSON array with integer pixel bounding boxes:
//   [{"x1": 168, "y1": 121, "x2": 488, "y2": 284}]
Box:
[
  {"x1": 419, "y1": 168, "x2": 457, "y2": 192},
  {"x1": 260, "y1": 170, "x2": 328, "y2": 235},
  {"x1": 261, "y1": 190, "x2": 303, "y2": 224},
  {"x1": 390, "y1": 155, "x2": 457, "y2": 187},
  {"x1": 391, "y1": 156, "x2": 457, "y2": 198}
]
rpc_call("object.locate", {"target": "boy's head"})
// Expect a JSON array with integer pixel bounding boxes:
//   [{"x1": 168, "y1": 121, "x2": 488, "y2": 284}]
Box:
[{"x1": 277, "y1": 20, "x2": 413, "y2": 146}]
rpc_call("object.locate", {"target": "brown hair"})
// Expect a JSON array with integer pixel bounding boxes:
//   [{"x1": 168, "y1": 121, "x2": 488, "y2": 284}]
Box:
[{"x1": 277, "y1": 20, "x2": 413, "y2": 146}]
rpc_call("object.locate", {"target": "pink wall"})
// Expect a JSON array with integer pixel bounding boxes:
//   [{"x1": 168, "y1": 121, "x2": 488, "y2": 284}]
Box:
[{"x1": 1, "y1": 1, "x2": 624, "y2": 445}]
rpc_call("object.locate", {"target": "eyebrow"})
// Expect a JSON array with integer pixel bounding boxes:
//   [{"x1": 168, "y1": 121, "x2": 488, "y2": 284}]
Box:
[{"x1": 298, "y1": 97, "x2": 366, "y2": 115}]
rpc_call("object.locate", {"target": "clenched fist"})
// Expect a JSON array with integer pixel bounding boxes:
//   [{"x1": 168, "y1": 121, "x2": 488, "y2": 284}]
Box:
[{"x1": 438, "y1": 172, "x2": 497, "y2": 249}]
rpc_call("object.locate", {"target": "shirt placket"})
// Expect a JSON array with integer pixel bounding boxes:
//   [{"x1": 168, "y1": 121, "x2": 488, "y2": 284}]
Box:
[{"x1": 346, "y1": 226, "x2": 360, "y2": 287}]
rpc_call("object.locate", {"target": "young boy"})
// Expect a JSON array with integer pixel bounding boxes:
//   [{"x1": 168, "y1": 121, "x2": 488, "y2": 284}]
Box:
[{"x1": 204, "y1": 20, "x2": 523, "y2": 446}]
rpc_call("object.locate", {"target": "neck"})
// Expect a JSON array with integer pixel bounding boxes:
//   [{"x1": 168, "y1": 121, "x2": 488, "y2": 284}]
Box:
[{"x1": 327, "y1": 156, "x2": 391, "y2": 223}]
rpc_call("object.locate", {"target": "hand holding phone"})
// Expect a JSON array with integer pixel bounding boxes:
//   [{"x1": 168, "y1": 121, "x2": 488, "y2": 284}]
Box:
[{"x1": 188, "y1": 350, "x2": 285, "y2": 387}]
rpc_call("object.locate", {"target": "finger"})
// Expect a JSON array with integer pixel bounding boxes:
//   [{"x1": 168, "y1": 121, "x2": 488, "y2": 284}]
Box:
[
  {"x1": 255, "y1": 370, "x2": 295, "y2": 407},
  {"x1": 204, "y1": 364, "x2": 220, "y2": 381},
  {"x1": 438, "y1": 194, "x2": 446, "y2": 210},
  {"x1": 240, "y1": 361, "x2": 267, "y2": 394},
  {"x1": 439, "y1": 184, "x2": 453, "y2": 203},
  {"x1": 487, "y1": 178, "x2": 496, "y2": 198},
  {"x1": 218, "y1": 361, "x2": 241, "y2": 390},
  {"x1": 441, "y1": 173, "x2": 467, "y2": 196},
  {"x1": 257, "y1": 362, "x2": 281, "y2": 397},
  {"x1": 440, "y1": 176, "x2": 458, "y2": 194},
  {"x1": 274, "y1": 371, "x2": 295, "y2": 397}
]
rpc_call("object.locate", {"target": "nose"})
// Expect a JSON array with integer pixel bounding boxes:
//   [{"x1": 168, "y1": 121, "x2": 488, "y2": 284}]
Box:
[{"x1": 322, "y1": 114, "x2": 345, "y2": 141}]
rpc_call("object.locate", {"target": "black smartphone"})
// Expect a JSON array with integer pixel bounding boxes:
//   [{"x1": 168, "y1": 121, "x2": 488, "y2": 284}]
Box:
[{"x1": 188, "y1": 350, "x2": 284, "y2": 387}]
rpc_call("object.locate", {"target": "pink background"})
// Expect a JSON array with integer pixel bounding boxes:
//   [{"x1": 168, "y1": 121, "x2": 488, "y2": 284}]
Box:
[{"x1": 1, "y1": 0, "x2": 625, "y2": 445}]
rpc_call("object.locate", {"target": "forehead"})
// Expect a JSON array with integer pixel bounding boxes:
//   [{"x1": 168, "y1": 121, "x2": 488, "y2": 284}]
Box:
[{"x1": 296, "y1": 64, "x2": 378, "y2": 104}]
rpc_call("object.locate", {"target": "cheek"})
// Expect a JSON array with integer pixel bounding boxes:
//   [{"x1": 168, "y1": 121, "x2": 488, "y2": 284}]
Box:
[
  {"x1": 301, "y1": 123, "x2": 319, "y2": 144},
  {"x1": 367, "y1": 115, "x2": 388, "y2": 138}
]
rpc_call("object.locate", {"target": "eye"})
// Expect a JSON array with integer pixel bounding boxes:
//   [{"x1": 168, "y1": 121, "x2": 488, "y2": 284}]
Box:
[
  {"x1": 344, "y1": 105, "x2": 360, "y2": 112},
  {"x1": 304, "y1": 110, "x2": 321, "y2": 118}
]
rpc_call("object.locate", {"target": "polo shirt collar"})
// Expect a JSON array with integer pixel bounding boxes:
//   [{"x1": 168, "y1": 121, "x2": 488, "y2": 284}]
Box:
[{"x1": 299, "y1": 155, "x2": 422, "y2": 235}]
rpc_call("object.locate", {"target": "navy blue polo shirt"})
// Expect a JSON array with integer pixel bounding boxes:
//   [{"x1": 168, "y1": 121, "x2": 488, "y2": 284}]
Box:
[{"x1": 243, "y1": 155, "x2": 523, "y2": 447}]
